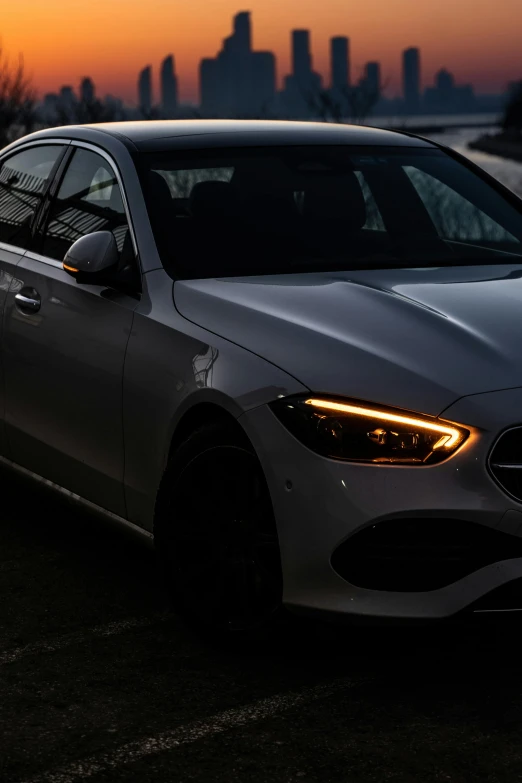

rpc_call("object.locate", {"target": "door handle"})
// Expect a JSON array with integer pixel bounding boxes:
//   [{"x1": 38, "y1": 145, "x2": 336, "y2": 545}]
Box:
[{"x1": 15, "y1": 289, "x2": 41, "y2": 314}]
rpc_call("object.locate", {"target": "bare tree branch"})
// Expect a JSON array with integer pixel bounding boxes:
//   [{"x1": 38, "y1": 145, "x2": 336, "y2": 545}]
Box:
[
  {"x1": 304, "y1": 78, "x2": 385, "y2": 125},
  {"x1": 0, "y1": 46, "x2": 37, "y2": 148}
]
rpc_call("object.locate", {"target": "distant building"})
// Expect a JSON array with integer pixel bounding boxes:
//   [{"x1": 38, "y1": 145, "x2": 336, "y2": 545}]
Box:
[
  {"x1": 403, "y1": 47, "x2": 420, "y2": 113},
  {"x1": 199, "y1": 11, "x2": 276, "y2": 117},
  {"x1": 252, "y1": 52, "x2": 276, "y2": 114},
  {"x1": 200, "y1": 58, "x2": 220, "y2": 115},
  {"x1": 57, "y1": 86, "x2": 77, "y2": 121},
  {"x1": 80, "y1": 77, "x2": 95, "y2": 103},
  {"x1": 281, "y1": 29, "x2": 322, "y2": 117},
  {"x1": 364, "y1": 62, "x2": 381, "y2": 96},
  {"x1": 60, "y1": 86, "x2": 76, "y2": 106},
  {"x1": 161, "y1": 55, "x2": 178, "y2": 117},
  {"x1": 138, "y1": 66, "x2": 153, "y2": 114},
  {"x1": 331, "y1": 36, "x2": 350, "y2": 90},
  {"x1": 231, "y1": 11, "x2": 253, "y2": 114},
  {"x1": 424, "y1": 68, "x2": 476, "y2": 113},
  {"x1": 104, "y1": 94, "x2": 126, "y2": 119},
  {"x1": 436, "y1": 68, "x2": 454, "y2": 93},
  {"x1": 234, "y1": 10, "x2": 251, "y2": 54},
  {"x1": 41, "y1": 93, "x2": 60, "y2": 122},
  {"x1": 292, "y1": 30, "x2": 312, "y2": 83}
]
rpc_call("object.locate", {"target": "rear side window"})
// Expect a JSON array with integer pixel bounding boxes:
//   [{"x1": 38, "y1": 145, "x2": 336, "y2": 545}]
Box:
[
  {"x1": 42, "y1": 148, "x2": 131, "y2": 262},
  {"x1": 354, "y1": 171, "x2": 386, "y2": 231},
  {"x1": 404, "y1": 166, "x2": 518, "y2": 244},
  {"x1": 158, "y1": 167, "x2": 234, "y2": 199},
  {"x1": 0, "y1": 145, "x2": 63, "y2": 250}
]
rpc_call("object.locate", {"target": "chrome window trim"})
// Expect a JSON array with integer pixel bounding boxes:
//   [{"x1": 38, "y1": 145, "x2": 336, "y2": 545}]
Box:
[
  {"x1": 0, "y1": 138, "x2": 71, "y2": 161},
  {"x1": 0, "y1": 138, "x2": 71, "y2": 169},
  {"x1": 0, "y1": 241, "x2": 26, "y2": 255},
  {"x1": 24, "y1": 251, "x2": 63, "y2": 269},
  {"x1": 68, "y1": 141, "x2": 139, "y2": 258}
]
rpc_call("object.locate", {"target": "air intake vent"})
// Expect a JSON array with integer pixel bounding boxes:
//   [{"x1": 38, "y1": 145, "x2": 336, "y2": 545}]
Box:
[
  {"x1": 331, "y1": 518, "x2": 522, "y2": 591},
  {"x1": 489, "y1": 428, "x2": 522, "y2": 502}
]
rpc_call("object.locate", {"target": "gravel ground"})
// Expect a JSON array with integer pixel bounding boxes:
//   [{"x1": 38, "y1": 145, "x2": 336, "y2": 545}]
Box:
[{"x1": 1, "y1": 467, "x2": 522, "y2": 783}]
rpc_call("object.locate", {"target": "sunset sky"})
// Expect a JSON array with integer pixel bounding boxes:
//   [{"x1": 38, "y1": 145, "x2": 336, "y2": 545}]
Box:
[{"x1": 2, "y1": 0, "x2": 522, "y2": 105}]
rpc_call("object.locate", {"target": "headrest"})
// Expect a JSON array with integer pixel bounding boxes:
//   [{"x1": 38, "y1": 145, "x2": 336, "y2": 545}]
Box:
[
  {"x1": 302, "y1": 172, "x2": 366, "y2": 229},
  {"x1": 148, "y1": 170, "x2": 172, "y2": 198},
  {"x1": 189, "y1": 180, "x2": 240, "y2": 219}
]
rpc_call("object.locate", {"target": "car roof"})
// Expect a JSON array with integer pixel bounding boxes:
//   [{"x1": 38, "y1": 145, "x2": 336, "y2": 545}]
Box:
[{"x1": 23, "y1": 119, "x2": 434, "y2": 153}]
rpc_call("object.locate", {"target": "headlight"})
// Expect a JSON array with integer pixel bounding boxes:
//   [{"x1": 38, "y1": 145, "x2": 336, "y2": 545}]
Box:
[{"x1": 269, "y1": 396, "x2": 469, "y2": 465}]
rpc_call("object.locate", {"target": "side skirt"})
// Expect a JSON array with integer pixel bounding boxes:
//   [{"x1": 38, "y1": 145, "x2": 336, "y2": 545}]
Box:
[{"x1": 0, "y1": 454, "x2": 154, "y2": 548}]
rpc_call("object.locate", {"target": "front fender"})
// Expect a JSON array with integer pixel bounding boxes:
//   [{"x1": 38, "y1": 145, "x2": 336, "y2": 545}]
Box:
[{"x1": 123, "y1": 269, "x2": 308, "y2": 530}]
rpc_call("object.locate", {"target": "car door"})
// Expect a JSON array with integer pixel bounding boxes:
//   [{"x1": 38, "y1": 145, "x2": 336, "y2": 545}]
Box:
[
  {"x1": 0, "y1": 143, "x2": 67, "y2": 459},
  {"x1": 2, "y1": 143, "x2": 140, "y2": 516}
]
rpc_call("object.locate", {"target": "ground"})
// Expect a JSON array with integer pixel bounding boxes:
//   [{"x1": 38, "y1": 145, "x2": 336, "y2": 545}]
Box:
[{"x1": 1, "y1": 467, "x2": 522, "y2": 783}]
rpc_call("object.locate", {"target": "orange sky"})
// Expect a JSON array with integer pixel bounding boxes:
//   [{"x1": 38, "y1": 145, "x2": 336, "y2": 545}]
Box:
[{"x1": 2, "y1": 0, "x2": 522, "y2": 104}]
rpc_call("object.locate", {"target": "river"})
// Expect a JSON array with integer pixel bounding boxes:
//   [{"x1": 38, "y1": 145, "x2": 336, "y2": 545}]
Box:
[{"x1": 426, "y1": 126, "x2": 522, "y2": 198}]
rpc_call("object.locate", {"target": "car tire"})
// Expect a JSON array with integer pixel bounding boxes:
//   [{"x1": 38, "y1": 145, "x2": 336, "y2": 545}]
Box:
[{"x1": 154, "y1": 421, "x2": 289, "y2": 646}]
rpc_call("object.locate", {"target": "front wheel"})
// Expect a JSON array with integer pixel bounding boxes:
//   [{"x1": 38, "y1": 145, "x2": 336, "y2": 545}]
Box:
[{"x1": 155, "y1": 423, "x2": 286, "y2": 642}]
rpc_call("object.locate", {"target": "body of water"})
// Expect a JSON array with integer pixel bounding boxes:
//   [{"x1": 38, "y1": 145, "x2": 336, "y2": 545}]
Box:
[
  {"x1": 371, "y1": 112, "x2": 500, "y2": 129},
  {"x1": 426, "y1": 126, "x2": 522, "y2": 197},
  {"x1": 366, "y1": 113, "x2": 522, "y2": 196}
]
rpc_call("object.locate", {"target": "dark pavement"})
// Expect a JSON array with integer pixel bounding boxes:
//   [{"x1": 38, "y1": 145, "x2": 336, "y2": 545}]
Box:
[{"x1": 1, "y1": 467, "x2": 522, "y2": 783}]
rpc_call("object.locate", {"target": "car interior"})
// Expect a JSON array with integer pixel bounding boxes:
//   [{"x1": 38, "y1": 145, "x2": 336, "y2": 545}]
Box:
[{"x1": 143, "y1": 149, "x2": 522, "y2": 279}]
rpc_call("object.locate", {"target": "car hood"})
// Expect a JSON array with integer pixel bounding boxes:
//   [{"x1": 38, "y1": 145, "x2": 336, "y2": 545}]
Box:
[{"x1": 174, "y1": 263, "x2": 522, "y2": 416}]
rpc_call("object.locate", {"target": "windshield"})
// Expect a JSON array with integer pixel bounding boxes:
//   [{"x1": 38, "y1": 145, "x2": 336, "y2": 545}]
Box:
[{"x1": 141, "y1": 145, "x2": 522, "y2": 279}]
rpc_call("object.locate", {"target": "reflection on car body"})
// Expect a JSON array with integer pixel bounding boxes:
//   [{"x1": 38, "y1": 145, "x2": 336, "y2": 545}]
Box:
[{"x1": 0, "y1": 120, "x2": 521, "y2": 643}]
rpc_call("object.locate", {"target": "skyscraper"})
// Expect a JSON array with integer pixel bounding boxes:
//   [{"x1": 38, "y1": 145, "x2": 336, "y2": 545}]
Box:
[
  {"x1": 234, "y1": 11, "x2": 251, "y2": 54},
  {"x1": 199, "y1": 11, "x2": 275, "y2": 117},
  {"x1": 232, "y1": 11, "x2": 253, "y2": 114},
  {"x1": 80, "y1": 77, "x2": 95, "y2": 103},
  {"x1": 138, "y1": 66, "x2": 152, "y2": 114},
  {"x1": 200, "y1": 57, "x2": 220, "y2": 115},
  {"x1": 292, "y1": 30, "x2": 312, "y2": 84},
  {"x1": 331, "y1": 37, "x2": 350, "y2": 90},
  {"x1": 403, "y1": 48, "x2": 420, "y2": 112},
  {"x1": 251, "y1": 52, "x2": 276, "y2": 114},
  {"x1": 365, "y1": 62, "x2": 381, "y2": 96},
  {"x1": 161, "y1": 55, "x2": 178, "y2": 117},
  {"x1": 280, "y1": 29, "x2": 321, "y2": 116}
]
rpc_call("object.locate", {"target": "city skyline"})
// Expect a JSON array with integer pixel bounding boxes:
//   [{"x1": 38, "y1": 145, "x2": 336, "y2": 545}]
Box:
[
  {"x1": 2, "y1": 0, "x2": 522, "y2": 104},
  {"x1": 37, "y1": 11, "x2": 507, "y2": 122}
]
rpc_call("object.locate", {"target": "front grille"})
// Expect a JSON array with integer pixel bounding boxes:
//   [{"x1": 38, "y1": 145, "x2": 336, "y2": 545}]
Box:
[
  {"x1": 331, "y1": 518, "x2": 522, "y2": 591},
  {"x1": 489, "y1": 427, "x2": 522, "y2": 502}
]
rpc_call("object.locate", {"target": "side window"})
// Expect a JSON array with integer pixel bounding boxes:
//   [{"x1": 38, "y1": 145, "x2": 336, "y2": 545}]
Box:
[
  {"x1": 403, "y1": 166, "x2": 517, "y2": 244},
  {"x1": 0, "y1": 145, "x2": 63, "y2": 250},
  {"x1": 42, "y1": 148, "x2": 131, "y2": 262},
  {"x1": 156, "y1": 167, "x2": 234, "y2": 199},
  {"x1": 354, "y1": 171, "x2": 386, "y2": 231}
]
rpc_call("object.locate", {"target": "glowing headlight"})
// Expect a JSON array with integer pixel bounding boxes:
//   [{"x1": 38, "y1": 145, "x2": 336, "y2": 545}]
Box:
[{"x1": 270, "y1": 396, "x2": 469, "y2": 465}]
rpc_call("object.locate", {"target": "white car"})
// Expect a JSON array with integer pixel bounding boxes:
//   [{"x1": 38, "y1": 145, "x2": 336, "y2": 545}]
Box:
[{"x1": 1, "y1": 120, "x2": 522, "y2": 642}]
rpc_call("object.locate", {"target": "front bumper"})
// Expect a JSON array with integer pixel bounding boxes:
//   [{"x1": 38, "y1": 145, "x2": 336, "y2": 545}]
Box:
[{"x1": 240, "y1": 386, "x2": 522, "y2": 622}]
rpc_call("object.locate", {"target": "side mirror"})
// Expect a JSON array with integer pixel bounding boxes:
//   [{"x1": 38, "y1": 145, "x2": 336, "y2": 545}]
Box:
[{"x1": 63, "y1": 231, "x2": 119, "y2": 278}]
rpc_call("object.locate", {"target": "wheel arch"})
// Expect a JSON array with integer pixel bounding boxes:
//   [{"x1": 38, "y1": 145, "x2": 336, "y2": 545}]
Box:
[
  {"x1": 154, "y1": 396, "x2": 271, "y2": 539},
  {"x1": 166, "y1": 399, "x2": 252, "y2": 463}
]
